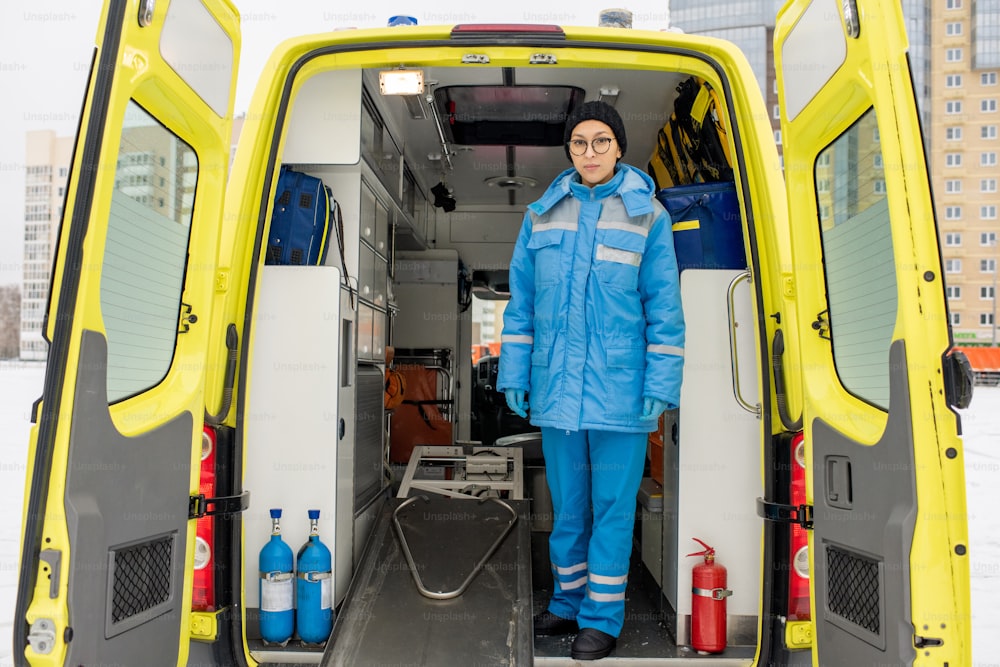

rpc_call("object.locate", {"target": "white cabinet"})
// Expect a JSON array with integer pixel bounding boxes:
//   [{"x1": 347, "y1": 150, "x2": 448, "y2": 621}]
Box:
[
  {"x1": 661, "y1": 269, "x2": 762, "y2": 647},
  {"x1": 357, "y1": 176, "x2": 391, "y2": 362},
  {"x1": 244, "y1": 266, "x2": 349, "y2": 606}
]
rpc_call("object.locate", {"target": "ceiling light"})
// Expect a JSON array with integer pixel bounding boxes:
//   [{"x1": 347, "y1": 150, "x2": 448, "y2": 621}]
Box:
[{"x1": 379, "y1": 69, "x2": 425, "y2": 96}]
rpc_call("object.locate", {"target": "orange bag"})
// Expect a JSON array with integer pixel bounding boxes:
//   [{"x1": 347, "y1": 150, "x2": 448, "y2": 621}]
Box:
[
  {"x1": 384, "y1": 367, "x2": 406, "y2": 410},
  {"x1": 388, "y1": 365, "x2": 453, "y2": 464}
]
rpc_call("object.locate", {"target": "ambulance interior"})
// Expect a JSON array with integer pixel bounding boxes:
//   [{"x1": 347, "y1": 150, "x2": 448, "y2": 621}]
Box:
[{"x1": 238, "y1": 55, "x2": 771, "y2": 665}]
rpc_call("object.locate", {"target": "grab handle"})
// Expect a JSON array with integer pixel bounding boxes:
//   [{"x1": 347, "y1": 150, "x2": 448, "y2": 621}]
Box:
[{"x1": 727, "y1": 271, "x2": 761, "y2": 417}]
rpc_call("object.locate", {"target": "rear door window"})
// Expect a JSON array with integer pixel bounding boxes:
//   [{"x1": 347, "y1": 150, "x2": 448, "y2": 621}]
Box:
[{"x1": 101, "y1": 101, "x2": 197, "y2": 403}]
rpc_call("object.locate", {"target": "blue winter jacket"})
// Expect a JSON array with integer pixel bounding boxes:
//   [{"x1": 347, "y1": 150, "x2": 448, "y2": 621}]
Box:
[{"x1": 497, "y1": 163, "x2": 685, "y2": 433}]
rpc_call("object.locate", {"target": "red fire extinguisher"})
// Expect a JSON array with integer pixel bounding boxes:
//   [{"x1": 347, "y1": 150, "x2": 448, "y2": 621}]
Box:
[{"x1": 687, "y1": 537, "x2": 732, "y2": 654}]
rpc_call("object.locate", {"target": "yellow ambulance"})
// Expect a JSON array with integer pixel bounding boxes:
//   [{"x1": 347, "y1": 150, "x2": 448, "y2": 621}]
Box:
[{"x1": 14, "y1": 0, "x2": 974, "y2": 665}]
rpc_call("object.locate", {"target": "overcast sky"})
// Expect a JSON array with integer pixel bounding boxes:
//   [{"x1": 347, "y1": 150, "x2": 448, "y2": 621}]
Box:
[{"x1": 0, "y1": 0, "x2": 671, "y2": 287}]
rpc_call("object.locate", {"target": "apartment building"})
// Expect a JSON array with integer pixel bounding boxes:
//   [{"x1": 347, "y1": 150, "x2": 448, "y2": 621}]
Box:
[
  {"x1": 21, "y1": 131, "x2": 72, "y2": 360},
  {"x1": 934, "y1": 0, "x2": 1000, "y2": 345}
]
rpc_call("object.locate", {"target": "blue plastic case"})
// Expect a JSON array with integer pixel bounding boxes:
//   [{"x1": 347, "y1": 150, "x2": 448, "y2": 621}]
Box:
[{"x1": 656, "y1": 181, "x2": 746, "y2": 273}]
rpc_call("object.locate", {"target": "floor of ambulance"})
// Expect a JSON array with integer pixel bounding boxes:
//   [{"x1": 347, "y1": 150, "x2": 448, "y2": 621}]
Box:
[{"x1": 254, "y1": 530, "x2": 757, "y2": 665}]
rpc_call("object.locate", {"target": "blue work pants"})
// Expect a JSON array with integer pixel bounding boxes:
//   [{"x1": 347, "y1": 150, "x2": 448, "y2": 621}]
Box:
[{"x1": 541, "y1": 427, "x2": 647, "y2": 637}]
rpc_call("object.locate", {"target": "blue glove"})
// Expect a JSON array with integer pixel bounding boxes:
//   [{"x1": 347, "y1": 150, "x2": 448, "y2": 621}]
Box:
[
  {"x1": 504, "y1": 388, "x2": 529, "y2": 418},
  {"x1": 642, "y1": 396, "x2": 670, "y2": 420}
]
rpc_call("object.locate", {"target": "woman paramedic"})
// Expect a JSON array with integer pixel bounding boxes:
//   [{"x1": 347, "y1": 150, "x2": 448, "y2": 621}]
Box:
[{"x1": 497, "y1": 101, "x2": 685, "y2": 661}]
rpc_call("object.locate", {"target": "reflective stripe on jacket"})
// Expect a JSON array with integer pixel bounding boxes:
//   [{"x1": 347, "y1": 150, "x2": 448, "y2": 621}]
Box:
[{"x1": 497, "y1": 164, "x2": 685, "y2": 433}]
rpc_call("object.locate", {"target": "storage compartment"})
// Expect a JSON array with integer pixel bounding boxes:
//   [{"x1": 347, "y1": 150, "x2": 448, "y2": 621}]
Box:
[
  {"x1": 282, "y1": 69, "x2": 363, "y2": 165},
  {"x1": 243, "y1": 265, "x2": 347, "y2": 657},
  {"x1": 657, "y1": 181, "x2": 746, "y2": 272},
  {"x1": 373, "y1": 257, "x2": 388, "y2": 309},
  {"x1": 662, "y1": 269, "x2": 761, "y2": 648},
  {"x1": 356, "y1": 302, "x2": 374, "y2": 361},
  {"x1": 374, "y1": 194, "x2": 391, "y2": 257},
  {"x1": 358, "y1": 242, "x2": 377, "y2": 305},
  {"x1": 372, "y1": 308, "x2": 386, "y2": 361}
]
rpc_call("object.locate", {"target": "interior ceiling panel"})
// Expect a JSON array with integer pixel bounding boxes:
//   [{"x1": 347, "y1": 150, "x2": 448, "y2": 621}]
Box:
[{"x1": 368, "y1": 66, "x2": 686, "y2": 209}]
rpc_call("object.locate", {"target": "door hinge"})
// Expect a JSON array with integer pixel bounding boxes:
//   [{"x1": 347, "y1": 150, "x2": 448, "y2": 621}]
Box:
[
  {"x1": 529, "y1": 53, "x2": 558, "y2": 65},
  {"x1": 189, "y1": 490, "x2": 250, "y2": 519},
  {"x1": 756, "y1": 498, "x2": 813, "y2": 529},
  {"x1": 215, "y1": 268, "x2": 230, "y2": 293}
]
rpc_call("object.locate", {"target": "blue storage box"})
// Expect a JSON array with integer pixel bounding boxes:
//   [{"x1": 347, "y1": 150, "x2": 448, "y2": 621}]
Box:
[{"x1": 655, "y1": 181, "x2": 746, "y2": 272}]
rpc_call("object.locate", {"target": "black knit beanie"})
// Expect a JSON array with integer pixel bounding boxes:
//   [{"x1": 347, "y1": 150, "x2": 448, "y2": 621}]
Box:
[{"x1": 563, "y1": 100, "x2": 627, "y2": 161}]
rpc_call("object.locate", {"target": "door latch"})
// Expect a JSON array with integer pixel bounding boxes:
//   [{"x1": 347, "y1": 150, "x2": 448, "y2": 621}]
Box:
[
  {"x1": 825, "y1": 455, "x2": 853, "y2": 510},
  {"x1": 27, "y1": 618, "x2": 56, "y2": 655},
  {"x1": 811, "y1": 309, "x2": 831, "y2": 340},
  {"x1": 178, "y1": 302, "x2": 198, "y2": 334},
  {"x1": 913, "y1": 634, "x2": 943, "y2": 649}
]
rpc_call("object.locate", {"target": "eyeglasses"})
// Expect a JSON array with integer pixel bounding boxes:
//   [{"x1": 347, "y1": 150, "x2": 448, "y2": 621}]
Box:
[{"x1": 567, "y1": 136, "x2": 616, "y2": 156}]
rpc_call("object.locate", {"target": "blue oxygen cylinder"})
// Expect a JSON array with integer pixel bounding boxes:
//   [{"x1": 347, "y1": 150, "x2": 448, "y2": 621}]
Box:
[
  {"x1": 296, "y1": 509, "x2": 333, "y2": 644},
  {"x1": 259, "y1": 508, "x2": 294, "y2": 644}
]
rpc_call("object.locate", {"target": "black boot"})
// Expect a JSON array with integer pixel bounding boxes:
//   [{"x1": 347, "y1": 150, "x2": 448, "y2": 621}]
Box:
[
  {"x1": 532, "y1": 610, "x2": 578, "y2": 636},
  {"x1": 571, "y1": 627, "x2": 617, "y2": 660}
]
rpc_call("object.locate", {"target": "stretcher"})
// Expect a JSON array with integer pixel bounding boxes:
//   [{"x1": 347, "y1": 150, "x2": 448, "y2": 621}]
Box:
[{"x1": 320, "y1": 495, "x2": 532, "y2": 666}]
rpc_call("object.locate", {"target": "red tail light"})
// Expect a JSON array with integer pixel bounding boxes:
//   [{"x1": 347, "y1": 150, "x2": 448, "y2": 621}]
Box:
[
  {"x1": 787, "y1": 432, "x2": 810, "y2": 620},
  {"x1": 192, "y1": 426, "x2": 216, "y2": 611}
]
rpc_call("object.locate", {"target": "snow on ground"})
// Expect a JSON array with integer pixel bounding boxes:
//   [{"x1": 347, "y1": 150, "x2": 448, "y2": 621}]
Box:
[
  {"x1": 0, "y1": 360, "x2": 996, "y2": 665},
  {"x1": 958, "y1": 383, "x2": 1000, "y2": 666}
]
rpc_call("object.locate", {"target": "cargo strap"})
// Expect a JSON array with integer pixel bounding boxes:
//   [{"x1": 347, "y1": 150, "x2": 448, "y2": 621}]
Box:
[
  {"x1": 692, "y1": 586, "x2": 733, "y2": 600},
  {"x1": 297, "y1": 571, "x2": 332, "y2": 582},
  {"x1": 331, "y1": 199, "x2": 354, "y2": 308},
  {"x1": 402, "y1": 399, "x2": 454, "y2": 429},
  {"x1": 260, "y1": 571, "x2": 294, "y2": 582},
  {"x1": 188, "y1": 490, "x2": 250, "y2": 519},
  {"x1": 756, "y1": 497, "x2": 813, "y2": 529}
]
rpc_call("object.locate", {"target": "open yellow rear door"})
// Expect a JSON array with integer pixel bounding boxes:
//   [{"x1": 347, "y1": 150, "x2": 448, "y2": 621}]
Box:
[
  {"x1": 14, "y1": 1, "x2": 240, "y2": 665},
  {"x1": 775, "y1": 0, "x2": 972, "y2": 664}
]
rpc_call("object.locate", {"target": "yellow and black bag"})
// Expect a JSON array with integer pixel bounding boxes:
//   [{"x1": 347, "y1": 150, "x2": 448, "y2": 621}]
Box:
[
  {"x1": 649, "y1": 118, "x2": 697, "y2": 189},
  {"x1": 648, "y1": 76, "x2": 734, "y2": 190}
]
